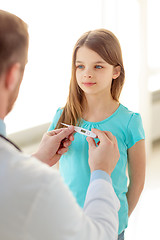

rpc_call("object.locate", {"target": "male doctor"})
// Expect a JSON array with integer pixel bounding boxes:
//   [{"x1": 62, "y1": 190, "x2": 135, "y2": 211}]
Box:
[{"x1": 0, "y1": 10, "x2": 120, "y2": 240}]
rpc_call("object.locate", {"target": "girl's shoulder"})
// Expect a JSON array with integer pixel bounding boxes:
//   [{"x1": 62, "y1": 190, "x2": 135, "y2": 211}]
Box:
[
  {"x1": 118, "y1": 104, "x2": 145, "y2": 148},
  {"x1": 119, "y1": 103, "x2": 136, "y2": 115},
  {"x1": 53, "y1": 107, "x2": 64, "y2": 122},
  {"x1": 48, "y1": 107, "x2": 64, "y2": 131},
  {"x1": 118, "y1": 104, "x2": 142, "y2": 121},
  {"x1": 55, "y1": 107, "x2": 63, "y2": 116},
  {"x1": 117, "y1": 104, "x2": 144, "y2": 133},
  {"x1": 120, "y1": 103, "x2": 144, "y2": 126}
]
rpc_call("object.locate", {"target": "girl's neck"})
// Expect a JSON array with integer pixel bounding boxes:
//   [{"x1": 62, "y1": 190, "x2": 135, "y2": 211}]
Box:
[{"x1": 82, "y1": 94, "x2": 119, "y2": 122}]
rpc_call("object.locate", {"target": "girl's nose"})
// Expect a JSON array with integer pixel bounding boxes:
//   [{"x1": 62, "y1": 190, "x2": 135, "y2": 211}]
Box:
[{"x1": 84, "y1": 72, "x2": 93, "y2": 79}]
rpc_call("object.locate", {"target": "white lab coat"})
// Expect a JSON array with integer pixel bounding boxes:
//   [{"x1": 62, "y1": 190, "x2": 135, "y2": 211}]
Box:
[{"x1": 0, "y1": 136, "x2": 120, "y2": 240}]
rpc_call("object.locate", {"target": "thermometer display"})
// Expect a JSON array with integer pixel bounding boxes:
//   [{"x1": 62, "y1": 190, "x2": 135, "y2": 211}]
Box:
[
  {"x1": 61, "y1": 123, "x2": 97, "y2": 138},
  {"x1": 81, "y1": 129, "x2": 86, "y2": 133}
]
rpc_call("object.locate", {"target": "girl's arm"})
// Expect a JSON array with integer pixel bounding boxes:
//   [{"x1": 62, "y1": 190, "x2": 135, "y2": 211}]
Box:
[{"x1": 127, "y1": 139, "x2": 146, "y2": 217}]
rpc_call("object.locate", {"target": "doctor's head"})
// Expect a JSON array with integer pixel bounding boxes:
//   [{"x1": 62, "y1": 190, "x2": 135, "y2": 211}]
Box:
[{"x1": 0, "y1": 10, "x2": 29, "y2": 116}]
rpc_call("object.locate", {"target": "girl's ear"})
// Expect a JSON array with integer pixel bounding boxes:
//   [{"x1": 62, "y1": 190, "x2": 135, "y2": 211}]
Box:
[
  {"x1": 5, "y1": 63, "x2": 21, "y2": 91},
  {"x1": 113, "y1": 66, "x2": 121, "y2": 79}
]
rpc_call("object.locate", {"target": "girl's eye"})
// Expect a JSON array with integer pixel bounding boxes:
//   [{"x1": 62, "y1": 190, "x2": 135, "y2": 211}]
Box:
[
  {"x1": 77, "y1": 65, "x2": 84, "y2": 69},
  {"x1": 95, "y1": 65, "x2": 103, "y2": 69}
]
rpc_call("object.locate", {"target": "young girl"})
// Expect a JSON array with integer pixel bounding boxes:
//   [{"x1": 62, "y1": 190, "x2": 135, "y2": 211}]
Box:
[{"x1": 48, "y1": 29, "x2": 146, "y2": 239}]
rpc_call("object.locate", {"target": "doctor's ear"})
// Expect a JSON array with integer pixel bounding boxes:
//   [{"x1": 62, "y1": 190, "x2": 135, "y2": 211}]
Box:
[
  {"x1": 113, "y1": 66, "x2": 121, "y2": 80},
  {"x1": 5, "y1": 63, "x2": 21, "y2": 91}
]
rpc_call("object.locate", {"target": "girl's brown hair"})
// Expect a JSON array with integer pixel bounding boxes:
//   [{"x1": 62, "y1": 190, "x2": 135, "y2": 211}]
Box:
[{"x1": 56, "y1": 29, "x2": 125, "y2": 128}]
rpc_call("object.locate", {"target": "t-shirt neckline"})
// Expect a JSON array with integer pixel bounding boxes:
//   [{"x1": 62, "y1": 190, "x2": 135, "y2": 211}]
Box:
[{"x1": 81, "y1": 103, "x2": 122, "y2": 125}]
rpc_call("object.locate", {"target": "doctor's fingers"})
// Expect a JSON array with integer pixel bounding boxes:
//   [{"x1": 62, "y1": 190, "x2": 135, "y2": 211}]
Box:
[
  {"x1": 47, "y1": 128, "x2": 65, "y2": 136},
  {"x1": 91, "y1": 128, "x2": 113, "y2": 143},
  {"x1": 103, "y1": 131, "x2": 117, "y2": 144},
  {"x1": 57, "y1": 146, "x2": 69, "y2": 155},
  {"x1": 47, "y1": 126, "x2": 74, "y2": 140},
  {"x1": 61, "y1": 138, "x2": 72, "y2": 148}
]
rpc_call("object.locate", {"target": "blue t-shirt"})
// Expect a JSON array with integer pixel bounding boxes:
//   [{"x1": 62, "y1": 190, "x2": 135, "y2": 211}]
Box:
[{"x1": 48, "y1": 104, "x2": 145, "y2": 234}]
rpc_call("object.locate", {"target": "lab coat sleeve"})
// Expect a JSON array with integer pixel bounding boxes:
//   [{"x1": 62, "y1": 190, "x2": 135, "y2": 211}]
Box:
[{"x1": 24, "y1": 164, "x2": 120, "y2": 240}]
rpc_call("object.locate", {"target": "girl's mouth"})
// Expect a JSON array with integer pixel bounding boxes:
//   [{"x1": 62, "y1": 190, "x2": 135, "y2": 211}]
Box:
[{"x1": 82, "y1": 82, "x2": 96, "y2": 87}]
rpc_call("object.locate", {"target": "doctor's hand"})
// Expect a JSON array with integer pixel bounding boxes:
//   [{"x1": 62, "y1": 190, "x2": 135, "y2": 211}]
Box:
[
  {"x1": 32, "y1": 126, "x2": 74, "y2": 167},
  {"x1": 86, "y1": 129, "x2": 120, "y2": 176}
]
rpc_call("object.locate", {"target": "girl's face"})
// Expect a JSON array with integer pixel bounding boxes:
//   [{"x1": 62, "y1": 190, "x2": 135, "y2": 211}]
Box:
[{"x1": 75, "y1": 46, "x2": 119, "y2": 97}]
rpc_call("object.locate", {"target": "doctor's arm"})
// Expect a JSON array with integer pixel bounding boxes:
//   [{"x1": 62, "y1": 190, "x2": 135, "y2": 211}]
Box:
[{"x1": 29, "y1": 129, "x2": 120, "y2": 240}]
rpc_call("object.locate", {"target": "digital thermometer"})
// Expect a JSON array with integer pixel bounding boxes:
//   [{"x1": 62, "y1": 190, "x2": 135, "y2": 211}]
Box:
[{"x1": 61, "y1": 123, "x2": 97, "y2": 138}]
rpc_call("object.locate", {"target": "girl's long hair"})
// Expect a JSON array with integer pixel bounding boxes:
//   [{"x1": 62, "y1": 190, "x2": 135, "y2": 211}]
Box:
[{"x1": 56, "y1": 29, "x2": 125, "y2": 128}]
